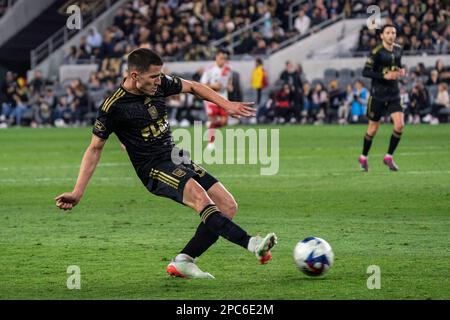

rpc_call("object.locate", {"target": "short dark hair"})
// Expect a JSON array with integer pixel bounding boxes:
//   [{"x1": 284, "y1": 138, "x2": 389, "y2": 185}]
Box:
[
  {"x1": 127, "y1": 48, "x2": 163, "y2": 73},
  {"x1": 216, "y1": 48, "x2": 229, "y2": 56},
  {"x1": 380, "y1": 24, "x2": 397, "y2": 36}
]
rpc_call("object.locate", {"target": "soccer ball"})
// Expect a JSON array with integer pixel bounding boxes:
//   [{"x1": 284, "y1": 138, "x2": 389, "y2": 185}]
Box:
[{"x1": 293, "y1": 237, "x2": 334, "y2": 276}]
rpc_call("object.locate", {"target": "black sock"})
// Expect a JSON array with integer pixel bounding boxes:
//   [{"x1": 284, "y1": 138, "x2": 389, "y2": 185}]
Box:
[
  {"x1": 362, "y1": 133, "x2": 374, "y2": 156},
  {"x1": 181, "y1": 223, "x2": 219, "y2": 259},
  {"x1": 199, "y1": 204, "x2": 251, "y2": 250},
  {"x1": 387, "y1": 130, "x2": 402, "y2": 155}
]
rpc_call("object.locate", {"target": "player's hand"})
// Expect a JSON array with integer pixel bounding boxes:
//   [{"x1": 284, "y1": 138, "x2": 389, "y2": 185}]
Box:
[
  {"x1": 54, "y1": 192, "x2": 81, "y2": 211},
  {"x1": 223, "y1": 101, "x2": 256, "y2": 117}
]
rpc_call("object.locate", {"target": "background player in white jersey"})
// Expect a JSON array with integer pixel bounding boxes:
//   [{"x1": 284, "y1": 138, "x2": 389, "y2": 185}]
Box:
[{"x1": 200, "y1": 49, "x2": 233, "y2": 149}]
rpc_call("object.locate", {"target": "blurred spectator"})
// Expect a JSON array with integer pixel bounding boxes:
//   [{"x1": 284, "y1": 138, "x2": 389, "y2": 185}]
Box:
[
  {"x1": 349, "y1": 80, "x2": 368, "y2": 123},
  {"x1": 435, "y1": 59, "x2": 450, "y2": 83},
  {"x1": 357, "y1": 0, "x2": 450, "y2": 55},
  {"x1": 429, "y1": 83, "x2": 450, "y2": 124},
  {"x1": 9, "y1": 93, "x2": 29, "y2": 126},
  {"x1": 426, "y1": 70, "x2": 440, "y2": 86},
  {"x1": 228, "y1": 70, "x2": 243, "y2": 103},
  {"x1": 28, "y1": 70, "x2": 46, "y2": 96},
  {"x1": 311, "y1": 82, "x2": 328, "y2": 124},
  {"x1": 410, "y1": 82, "x2": 431, "y2": 123},
  {"x1": 86, "y1": 27, "x2": 103, "y2": 50},
  {"x1": 251, "y1": 58, "x2": 268, "y2": 106},
  {"x1": 400, "y1": 86, "x2": 410, "y2": 114},
  {"x1": 327, "y1": 79, "x2": 344, "y2": 123},
  {"x1": 274, "y1": 83, "x2": 292, "y2": 124},
  {"x1": 301, "y1": 82, "x2": 312, "y2": 123},
  {"x1": 53, "y1": 96, "x2": 72, "y2": 127},
  {"x1": 294, "y1": 10, "x2": 311, "y2": 35},
  {"x1": 339, "y1": 84, "x2": 354, "y2": 124}
]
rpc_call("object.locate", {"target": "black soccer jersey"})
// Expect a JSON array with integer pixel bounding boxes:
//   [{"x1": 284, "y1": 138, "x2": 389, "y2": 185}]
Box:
[
  {"x1": 92, "y1": 74, "x2": 183, "y2": 184},
  {"x1": 362, "y1": 43, "x2": 403, "y2": 101}
]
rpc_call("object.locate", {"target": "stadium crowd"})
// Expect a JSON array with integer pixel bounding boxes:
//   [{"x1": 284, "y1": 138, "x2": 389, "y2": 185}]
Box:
[
  {"x1": 0, "y1": 0, "x2": 16, "y2": 18},
  {"x1": 1, "y1": 0, "x2": 450, "y2": 128},
  {"x1": 259, "y1": 58, "x2": 450, "y2": 125},
  {"x1": 63, "y1": 0, "x2": 369, "y2": 65},
  {"x1": 356, "y1": 0, "x2": 450, "y2": 54},
  {"x1": 1, "y1": 57, "x2": 449, "y2": 128}
]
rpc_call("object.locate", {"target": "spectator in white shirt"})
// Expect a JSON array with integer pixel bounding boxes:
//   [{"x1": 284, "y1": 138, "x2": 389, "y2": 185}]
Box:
[
  {"x1": 294, "y1": 10, "x2": 311, "y2": 35},
  {"x1": 86, "y1": 28, "x2": 102, "y2": 50},
  {"x1": 430, "y1": 83, "x2": 450, "y2": 124}
]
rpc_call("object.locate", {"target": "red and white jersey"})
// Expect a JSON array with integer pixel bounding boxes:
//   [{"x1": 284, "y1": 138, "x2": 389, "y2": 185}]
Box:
[{"x1": 200, "y1": 63, "x2": 232, "y2": 100}]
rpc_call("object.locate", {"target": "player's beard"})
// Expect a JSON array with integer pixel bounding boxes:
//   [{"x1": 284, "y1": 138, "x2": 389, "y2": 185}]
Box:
[{"x1": 384, "y1": 37, "x2": 395, "y2": 46}]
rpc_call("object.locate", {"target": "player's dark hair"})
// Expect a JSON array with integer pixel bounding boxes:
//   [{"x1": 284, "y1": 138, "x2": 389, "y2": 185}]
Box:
[
  {"x1": 380, "y1": 24, "x2": 397, "y2": 36},
  {"x1": 127, "y1": 48, "x2": 163, "y2": 73},
  {"x1": 216, "y1": 48, "x2": 229, "y2": 56}
]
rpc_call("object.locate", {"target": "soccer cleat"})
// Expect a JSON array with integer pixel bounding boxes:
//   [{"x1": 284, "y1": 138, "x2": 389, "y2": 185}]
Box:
[
  {"x1": 359, "y1": 155, "x2": 368, "y2": 172},
  {"x1": 254, "y1": 233, "x2": 278, "y2": 264},
  {"x1": 259, "y1": 251, "x2": 272, "y2": 264},
  {"x1": 166, "y1": 254, "x2": 215, "y2": 279},
  {"x1": 383, "y1": 155, "x2": 399, "y2": 171}
]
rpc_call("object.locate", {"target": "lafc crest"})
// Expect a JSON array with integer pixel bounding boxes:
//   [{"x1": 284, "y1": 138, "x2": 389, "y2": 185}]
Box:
[{"x1": 148, "y1": 105, "x2": 158, "y2": 119}]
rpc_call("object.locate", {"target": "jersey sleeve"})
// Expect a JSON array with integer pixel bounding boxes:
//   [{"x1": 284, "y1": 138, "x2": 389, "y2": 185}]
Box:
[
  {"x1": 200, "y1": 69, "x2": 210, "y2": 84},
  {"x1": 92, "y1": 106, "x2": 116, "y2": 140},
  {"x1": 160, "y1": 74, "x2": 183, "y2": 97},
  {"x1": 362, "y1": 49, "x2": 384, "y2": 80}
]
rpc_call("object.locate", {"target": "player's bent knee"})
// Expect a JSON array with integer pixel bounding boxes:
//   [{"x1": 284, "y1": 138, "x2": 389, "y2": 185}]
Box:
[
  {"x1": 367, "y1": 127, "x2": 378, "y2": 136},
  {"x1": 394, "y1": 124, "x2": 404, "y2": 132},
  {"x1": 184, "y1": 179, "x2": 214, "y2": 212},
  {"x1": 193, "y1": 191, "x2": 212, "y2": 213},
  {"x1": 224, "y1": 200, "x2": 238, "y2": 219}
]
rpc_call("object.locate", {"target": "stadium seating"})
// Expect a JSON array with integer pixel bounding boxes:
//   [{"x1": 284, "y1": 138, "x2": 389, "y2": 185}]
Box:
[{"x1": 1, "y1": 0, "x2": 449, "y2": 128}]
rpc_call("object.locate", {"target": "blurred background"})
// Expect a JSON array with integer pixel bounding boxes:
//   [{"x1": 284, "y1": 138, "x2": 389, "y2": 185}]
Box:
[{"x1": 0, "y1": 0, "x2": 449, "y2": 129}]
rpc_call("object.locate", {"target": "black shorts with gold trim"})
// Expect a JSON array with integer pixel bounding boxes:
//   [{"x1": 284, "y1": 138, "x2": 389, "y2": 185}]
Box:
[
  {"x1": 145, "y1": 160, "x2": 218, "y2": 204},
  {"x1": 367, "y1": 96, "x2": 403, "y2": 122}
]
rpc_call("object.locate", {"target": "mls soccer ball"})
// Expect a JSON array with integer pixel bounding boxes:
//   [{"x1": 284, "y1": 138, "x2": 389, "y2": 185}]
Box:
[{"x1": 293, "y1": 237, "x2": 334, "y2": 276}]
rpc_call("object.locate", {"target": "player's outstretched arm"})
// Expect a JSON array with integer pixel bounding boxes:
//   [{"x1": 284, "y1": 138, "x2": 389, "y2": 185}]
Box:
[
  {"x1": 180, "y1": 78, "x2": 256, "y2": 117},
  {"x1": 55, "y1": 135, "x2": 106, "y2": 211}
]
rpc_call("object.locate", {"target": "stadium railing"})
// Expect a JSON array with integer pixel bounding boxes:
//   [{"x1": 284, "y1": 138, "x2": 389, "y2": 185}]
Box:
[
  {"x1": 268, "y1": 12, "x2": 346, "y2": 56},
  {"x1": 209, "y1": 15, "x2": 280, "y2": 55},
  {"x1": 30, "y1": 0, "x2": 122, "y2": 69}
]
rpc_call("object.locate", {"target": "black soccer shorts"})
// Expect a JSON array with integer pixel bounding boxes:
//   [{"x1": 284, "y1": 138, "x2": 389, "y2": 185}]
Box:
[
  {"x1": 145, "y1": 159, "x2": 218, "y2": 204},
  {"x1": 367, "y1": 96, "x2": 403, "y2": 122}
]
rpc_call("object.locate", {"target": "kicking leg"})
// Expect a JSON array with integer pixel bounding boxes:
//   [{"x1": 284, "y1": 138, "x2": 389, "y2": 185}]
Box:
[
  {"x1": 178, "y1": 182, "x2": 237, "y2": 262},
  {"x1": 168, "y1": 179, "x2": 277, "y2": 278},
  {"x1": 178, "y1": 182, "x2": 236, "y2": 261},
  {"x1": 208, "y1": 182, "x2": 274, "y2": 264},
  {"x1": 178, "y1": 182, "x2": 237, "y2": 265}
]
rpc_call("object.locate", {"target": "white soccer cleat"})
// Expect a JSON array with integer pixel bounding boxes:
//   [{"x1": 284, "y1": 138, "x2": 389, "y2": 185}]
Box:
[
  {"x1": 250, "y1": 233, "x2": 278, "y2": 264},
  {"x1": 166, "y1": 254, "x2": 215, "y2": 279}
]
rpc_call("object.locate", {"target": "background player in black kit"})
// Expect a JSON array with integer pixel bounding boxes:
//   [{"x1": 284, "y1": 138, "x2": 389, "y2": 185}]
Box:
[
  {"x1": 359, "y1": 24, "x2": 406, "y2": 171},
  {"x1": 54, "y1": 48, "x2": 277, "y2": 279}
]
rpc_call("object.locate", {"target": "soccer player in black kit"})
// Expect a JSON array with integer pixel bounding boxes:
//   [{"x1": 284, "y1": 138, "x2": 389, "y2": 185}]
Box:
[
  {"x1": 359, "y1": 24, "x2": 406, "y2": 171},
  {"x1": 55, "y1": 49, "x2": 277, "y2": 279}
]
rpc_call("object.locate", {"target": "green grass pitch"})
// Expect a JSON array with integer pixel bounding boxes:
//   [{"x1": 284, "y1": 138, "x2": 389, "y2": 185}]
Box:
[{"x1": 0, "y1": 124, "x2": 449, "y2": 299}]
